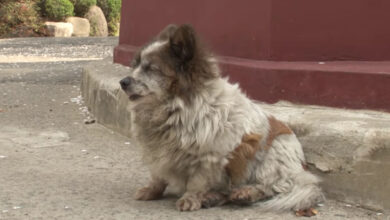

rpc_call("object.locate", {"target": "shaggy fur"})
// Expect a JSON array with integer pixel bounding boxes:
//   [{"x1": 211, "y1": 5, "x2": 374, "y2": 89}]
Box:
[{"x1": 120, "y1": 24, "x2": 324, "y2": 212}]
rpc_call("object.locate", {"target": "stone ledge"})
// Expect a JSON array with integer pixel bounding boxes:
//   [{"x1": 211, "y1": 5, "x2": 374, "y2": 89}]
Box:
[{"x1": 81, "y1": 58, "x2": 390, "y2": 211}]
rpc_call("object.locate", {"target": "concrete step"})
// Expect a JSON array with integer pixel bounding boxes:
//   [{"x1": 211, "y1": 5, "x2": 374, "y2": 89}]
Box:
[{"x1": 81, "y1": 58, "x2": 390, "y2": 211}]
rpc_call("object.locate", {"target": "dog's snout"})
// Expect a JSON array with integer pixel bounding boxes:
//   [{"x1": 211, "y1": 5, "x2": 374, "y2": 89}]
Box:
[{"x1": 120, "y1": 77, "x2": 131, "y2": 90}]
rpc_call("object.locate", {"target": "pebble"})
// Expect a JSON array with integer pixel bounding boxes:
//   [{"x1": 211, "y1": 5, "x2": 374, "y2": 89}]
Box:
[
  {"x1": 94, "y1": 156, "x2": 100, "y2": 159},
  {"x1": 84, "y1": 119, "x2": 96, "y2": 124},
  {"x1": 81, "y1": 149, "x2": 87, "y2": 152},
  {"x1": 125, "y1": 142, "x2": 131, "y2": 145},
  {"x1": 2, "y1": 210, "x2": 8, "y2": 213},
  {"x1": 0, "y1": 155, "x2": 7, "y2": 159},
  {"x1": 318, "y1": 62, "x2": 325, "y2": 64},
  {"x1": 13, "y1": 206, "x2": 21, "y2": 210}
]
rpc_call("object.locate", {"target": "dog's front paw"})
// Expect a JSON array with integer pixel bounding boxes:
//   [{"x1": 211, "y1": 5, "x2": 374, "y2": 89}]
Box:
[
  {"x1": 176, "y1": 194, "x2": 202, "y2": 211},
  {"x1": 135, "y1": 187, "x2": 163, "y2": 201}
]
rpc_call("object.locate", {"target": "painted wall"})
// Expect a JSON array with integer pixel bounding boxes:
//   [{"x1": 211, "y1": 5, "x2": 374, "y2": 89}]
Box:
[{"x1": 116, "y1": 0, "x2": 390, "y2": 62}]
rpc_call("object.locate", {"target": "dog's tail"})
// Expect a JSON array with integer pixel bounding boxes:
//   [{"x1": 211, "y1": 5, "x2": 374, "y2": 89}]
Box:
[{"x1": 259, "y1": 171, "x2": 324, "y2": 212}]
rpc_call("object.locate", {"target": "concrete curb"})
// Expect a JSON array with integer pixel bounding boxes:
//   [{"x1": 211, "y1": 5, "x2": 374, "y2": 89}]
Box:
[
  {"x1": 82, "y1": 58, "x2": 390, "y2": 211},
  {"x1": 81, "y1": 58, "x2": 132, "y2": 137}
]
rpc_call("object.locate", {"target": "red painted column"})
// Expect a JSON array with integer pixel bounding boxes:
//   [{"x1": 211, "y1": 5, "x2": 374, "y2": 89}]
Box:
[{"x1": 114, "y1": 0, "x2": 390, "y2": 111}]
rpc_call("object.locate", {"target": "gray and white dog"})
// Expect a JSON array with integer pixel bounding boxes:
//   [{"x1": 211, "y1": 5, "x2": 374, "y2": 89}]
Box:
[{"x1": 120, "y1": 24, "x2": 324, "y2": 212}]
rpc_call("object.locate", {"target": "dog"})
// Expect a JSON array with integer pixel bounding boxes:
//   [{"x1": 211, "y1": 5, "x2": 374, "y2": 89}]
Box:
[{"x1": 119, "y1": 24, "x2": 324, "y2": 212}]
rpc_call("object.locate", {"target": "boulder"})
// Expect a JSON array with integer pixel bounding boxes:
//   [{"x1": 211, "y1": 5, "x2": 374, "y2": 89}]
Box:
[
  {"x1": 65, "y1": 17, "x2": 90, "y2": 37},
  {"x1": 84, "y1": 6, "x2": 108, "y2": 37},
  {"x1": 44, "y1": 22, "x2": 73, "y2": 37}
]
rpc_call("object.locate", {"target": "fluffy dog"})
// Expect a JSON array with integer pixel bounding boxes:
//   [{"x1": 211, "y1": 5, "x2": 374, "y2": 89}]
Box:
[{"x1": 120, "y1": 24, "x2": 324, "y2": 212}]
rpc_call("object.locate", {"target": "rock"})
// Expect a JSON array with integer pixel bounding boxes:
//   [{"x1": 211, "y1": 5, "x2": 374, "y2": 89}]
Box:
[
  {"x1": 84, "y1": 6, "x2": 108, "y2": 37},
  {"x1": 44, "y1": 22, "x2": 73, "y2": 37},
  {"x1": 66, "y1": 17, "x2": 90, "y2": 37}
]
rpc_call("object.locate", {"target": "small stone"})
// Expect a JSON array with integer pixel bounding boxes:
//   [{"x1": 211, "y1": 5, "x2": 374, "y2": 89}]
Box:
[
  {"x1": 81, "y1": 149, "x2": 87, "y2": 152},
  {"x1": 317, "y1": 203, "x2": 324, "y2": 207},
  {"x1": 84, "y1": 119, "x2": 96, "y2": 124},
  {"x1": 345, "y1": 204, "x2": 352, "y2": 207},
  {"x1": 2, "y1": 210, "x2": 8, "y2": 213},
  {"x1": 125, "y1": 142, "x2": 131, "y2": 145},
  {"x1": 13, "y1": 206, "x2": 21, "y2": 210},
  {"x1": 63, "y1": 102, "x2": 69, "y2": 104},
  {"x1": 314, "y1": 162, "x2": 331, "y2": 173},
  {"x1": 295, "y1": 208, "x2": 318, "y2": 217},
  {"x1": 94, "y1": 156, "x2": 100, "y2": 159},
  {"x1": 64, "y1": 206, "x2": 70, "y2": 209},
  {"x1": 318, "y1": 62, "x2": 325, "y2": 64},
  {"x1": 0, "y1": 155, "x2": 7, "y2": 159},
  {"x1": 376, "y1": 212, "x2": 383, "y2": 216}
]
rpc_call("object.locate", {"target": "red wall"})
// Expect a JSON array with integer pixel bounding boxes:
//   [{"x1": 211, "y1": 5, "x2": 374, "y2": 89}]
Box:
[
  {"x1": 117, "y1": 0, "x2": 390, "y2": 62},
  {"x1": 118, "y1": 0, "x2": 271, "y2": 62},
  {"x1": 270, "y1": 1, "x2": 390, "y2": 61}
]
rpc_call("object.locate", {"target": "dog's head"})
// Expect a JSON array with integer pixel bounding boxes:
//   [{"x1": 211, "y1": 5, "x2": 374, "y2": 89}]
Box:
[{"x1": 120, "y1": 24, "x2": 219, "y2": 103}]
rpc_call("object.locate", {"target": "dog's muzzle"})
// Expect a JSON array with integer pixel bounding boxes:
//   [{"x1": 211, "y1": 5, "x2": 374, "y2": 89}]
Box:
[{"x1": 119, "y1": 77, "x2": 143, "y2": 101}]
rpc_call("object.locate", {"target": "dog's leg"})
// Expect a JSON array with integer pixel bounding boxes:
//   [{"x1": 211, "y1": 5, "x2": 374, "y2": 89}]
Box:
[
  {"x1": 229, "y1": 185, "x2": 269, "y2": 205},
  {"x1": 176, "y1": 167, "x2": 220, "y2": 211},
  {"x1": 135, "y1": 178, "x2": 167, "y2": 201}
]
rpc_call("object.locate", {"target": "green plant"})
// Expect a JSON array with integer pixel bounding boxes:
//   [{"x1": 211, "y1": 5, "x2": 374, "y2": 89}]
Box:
[
  {"x1": 44, "y1": 0, "x2": 74, "y2": 21},
  {"x1": 0, "y1": 0, "x2": 43, "y2": 37},
  {"x1": 70, "y1": 0, "x2": 96, "y2": 16},
  {"x1": 96, "y1": 0, "x2": 120, "y2": 35}
]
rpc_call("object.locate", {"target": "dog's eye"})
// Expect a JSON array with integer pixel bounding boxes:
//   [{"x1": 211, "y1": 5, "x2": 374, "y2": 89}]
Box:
[
  {"x1": 142, "y1": 63, "x2": 151, "y2": 71},
  {"x1": 131, "y1": 56, "x2": 141, "y2": 68}
]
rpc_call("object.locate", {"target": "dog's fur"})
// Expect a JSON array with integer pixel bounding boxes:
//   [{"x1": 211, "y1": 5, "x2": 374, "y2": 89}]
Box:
[{"x1": 120, "y1": 24, "x2": 324, "y2": 212}]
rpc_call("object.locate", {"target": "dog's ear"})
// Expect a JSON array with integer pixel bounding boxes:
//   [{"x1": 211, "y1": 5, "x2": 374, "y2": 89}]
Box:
[
  {"x1": 157, "y1": 24, "x2": 178, "y2": 41},
  {"x1": 169, "y1": 24, "x2": 196, "y2": 64}
]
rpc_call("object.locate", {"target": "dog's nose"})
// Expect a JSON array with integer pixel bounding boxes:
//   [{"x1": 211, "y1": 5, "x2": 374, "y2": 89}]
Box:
[{"x1": 120, "y1": 77, "x2": 131, "y2": 90}]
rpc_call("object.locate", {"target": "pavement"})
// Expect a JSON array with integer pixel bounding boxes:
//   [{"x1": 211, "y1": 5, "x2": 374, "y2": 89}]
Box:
[{"x1": 0, "y1": 37, "x2": 388, "y2": 220}]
